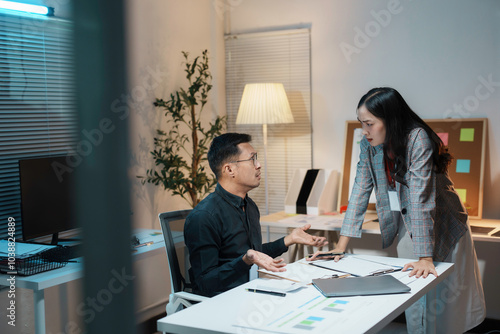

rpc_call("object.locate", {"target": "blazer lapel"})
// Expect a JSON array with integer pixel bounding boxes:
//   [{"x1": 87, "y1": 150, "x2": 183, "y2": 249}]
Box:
[{"x1": 371, "y1": 145, "x2": 395, "y2": 248}]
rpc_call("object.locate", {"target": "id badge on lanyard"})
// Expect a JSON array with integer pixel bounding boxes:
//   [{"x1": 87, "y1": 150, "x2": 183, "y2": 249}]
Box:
[{"x1": 388, "y1": 191, "x2": 401, "y2": 211}]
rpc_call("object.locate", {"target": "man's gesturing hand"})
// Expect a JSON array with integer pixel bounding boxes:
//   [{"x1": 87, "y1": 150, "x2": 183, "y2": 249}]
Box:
[
  {"x1": 242, "y1": 249, "x2": 287, "y2": 272},
  {"x1": 284, "y1": 223, "x2": 329, "y2": 247}
]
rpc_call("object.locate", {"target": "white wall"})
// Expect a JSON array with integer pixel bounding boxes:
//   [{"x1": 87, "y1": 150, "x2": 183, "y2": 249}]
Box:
[
  {"x1": 227, "y1": 0, "x2": 500, "y2": 219},
  {"x1": 126, "y1": 0, "x2": 226, "y2": 230}
]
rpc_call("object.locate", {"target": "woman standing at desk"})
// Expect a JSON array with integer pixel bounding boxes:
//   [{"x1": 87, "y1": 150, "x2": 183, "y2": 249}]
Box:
[{"x1": 310, "y1": 87, "x2": 485, "y2": 333}]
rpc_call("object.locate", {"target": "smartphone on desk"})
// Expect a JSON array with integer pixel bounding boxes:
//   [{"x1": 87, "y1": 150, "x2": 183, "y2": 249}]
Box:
[{"x1": 307, "y1": 251, "x2": 345, "y2": 259}]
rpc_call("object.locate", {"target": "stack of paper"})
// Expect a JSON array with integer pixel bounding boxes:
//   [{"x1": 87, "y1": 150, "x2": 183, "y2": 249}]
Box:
[
  {"x1": 0, "y1": 240, "x2": 62, "y2": 275},
  {"x1": 0, "y1": 240, "x2": 57, "y2": 258}
]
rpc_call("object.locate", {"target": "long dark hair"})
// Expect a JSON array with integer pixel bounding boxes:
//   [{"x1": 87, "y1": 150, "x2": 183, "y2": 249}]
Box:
[{"x1": 357, "y1": 87, "x2": 452, "y2": 173}]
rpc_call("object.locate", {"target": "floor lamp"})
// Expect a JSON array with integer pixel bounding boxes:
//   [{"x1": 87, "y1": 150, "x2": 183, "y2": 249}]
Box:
[{"x1": 236, "y1": 83, "x2": 294, "y2": 215}]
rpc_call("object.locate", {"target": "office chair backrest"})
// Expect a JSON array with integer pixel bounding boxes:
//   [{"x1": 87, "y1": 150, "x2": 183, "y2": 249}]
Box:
[{"x1": 158, "y1": 209, "x2": 192, "y2": 294}]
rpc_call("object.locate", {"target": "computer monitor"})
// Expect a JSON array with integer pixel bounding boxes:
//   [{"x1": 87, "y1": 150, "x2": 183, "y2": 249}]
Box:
[{"x1": 19, "y1": 155, "x2": 78, "y2": 244}]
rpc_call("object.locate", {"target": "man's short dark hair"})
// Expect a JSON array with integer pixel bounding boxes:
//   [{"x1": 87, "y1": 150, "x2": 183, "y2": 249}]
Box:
[{"x1": 208, "y1": 133, "x2": 252, "y2": 179}]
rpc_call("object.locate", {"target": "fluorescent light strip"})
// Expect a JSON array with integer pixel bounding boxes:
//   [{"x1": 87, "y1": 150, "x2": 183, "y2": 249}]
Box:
[{"x1": 0, "y1": 1, "x2": 51, "y2": 15}]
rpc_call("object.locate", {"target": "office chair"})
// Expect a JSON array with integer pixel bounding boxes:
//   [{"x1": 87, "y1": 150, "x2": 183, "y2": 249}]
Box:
[{"x1": 158, "y1": 210, "x2": 208, "y2": 315}]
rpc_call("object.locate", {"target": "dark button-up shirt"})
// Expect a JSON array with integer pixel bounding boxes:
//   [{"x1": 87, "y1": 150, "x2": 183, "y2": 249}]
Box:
[{"x1": 184, "y1": 183, "x2": 288, "y2": 297}]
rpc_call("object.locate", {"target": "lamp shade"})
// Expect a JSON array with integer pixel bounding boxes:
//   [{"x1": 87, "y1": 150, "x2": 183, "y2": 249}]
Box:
[{"x1": 236, "y1": 83, "x2": 294, "y2": 125}]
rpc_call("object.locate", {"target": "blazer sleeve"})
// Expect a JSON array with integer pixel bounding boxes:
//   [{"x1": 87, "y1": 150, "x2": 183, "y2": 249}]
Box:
[
  {"x1": 406, "y1": 128, "x2": 436, "y2": 258},
  {"x1": 341, "y1": 138, "x2": 374, "y2": 238}
]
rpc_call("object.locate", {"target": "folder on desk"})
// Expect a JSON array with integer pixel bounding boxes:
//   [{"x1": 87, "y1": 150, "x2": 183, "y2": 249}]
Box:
[
  {"x1": 312, "y1": 275, "x2": 410, "y2": 297},
  {"x1": 309, "y1": 254, "x2": 403, "y2": 277}
]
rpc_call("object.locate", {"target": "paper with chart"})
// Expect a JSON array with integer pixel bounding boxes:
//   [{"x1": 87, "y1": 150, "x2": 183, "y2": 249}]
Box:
[{"x1": 233, "y1": 287, "x2": 376, "y2": 334}]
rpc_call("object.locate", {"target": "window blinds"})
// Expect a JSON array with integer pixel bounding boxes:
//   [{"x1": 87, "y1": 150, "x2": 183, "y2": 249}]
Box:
[
  {"x1": 0, "y1": 12, "x2": 77, "y2": 238},
  {"x1": 225, "y1": 29, "x2": 312, "y2": 214}
]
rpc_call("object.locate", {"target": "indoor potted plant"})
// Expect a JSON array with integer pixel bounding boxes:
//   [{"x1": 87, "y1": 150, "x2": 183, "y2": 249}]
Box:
[{"x1": 139, "y1": 50, "x2": 226, "y2": 208}]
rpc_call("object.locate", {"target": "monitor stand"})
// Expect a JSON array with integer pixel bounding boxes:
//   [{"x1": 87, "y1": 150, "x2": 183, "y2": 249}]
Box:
[
  {"x1": 50, "y1": 232, "x2": 81, "y2": 245},
  {"x1": 49, "y1": 234, "x2": 83, "y2": 259}
]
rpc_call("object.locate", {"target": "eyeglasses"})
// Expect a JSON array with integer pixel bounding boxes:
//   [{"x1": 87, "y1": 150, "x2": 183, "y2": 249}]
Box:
[{"x1": 229, "y1": 153, "x2": 258, "y2": 166}]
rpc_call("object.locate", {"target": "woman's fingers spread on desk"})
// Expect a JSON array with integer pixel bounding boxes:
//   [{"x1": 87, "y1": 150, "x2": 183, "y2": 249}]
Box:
[{"x1": 403, "y1": 258, "x2": 438, "y2": 278}]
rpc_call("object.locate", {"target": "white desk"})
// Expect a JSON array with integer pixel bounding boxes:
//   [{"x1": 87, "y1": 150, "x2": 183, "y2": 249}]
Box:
[
  {"x1": 157, "y1": 255, "x2": 454, "y2": 334},
  {"x1": 0, "y1": 229, "x2": 180, "y2": 334},
  {"x1": 1, "y1": 259, "x2": 84, "y2": 334}
]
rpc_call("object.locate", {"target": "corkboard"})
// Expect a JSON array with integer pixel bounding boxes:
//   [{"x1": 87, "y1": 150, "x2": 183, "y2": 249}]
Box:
[{"x1": 339, "y1": 118, "x2": 487, "y2": 219}]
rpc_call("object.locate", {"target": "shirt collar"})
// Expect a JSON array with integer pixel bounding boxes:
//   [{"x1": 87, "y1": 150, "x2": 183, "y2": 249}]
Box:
[{"x1": 215, "y1": 183, "x2": 247, "y2": 209}]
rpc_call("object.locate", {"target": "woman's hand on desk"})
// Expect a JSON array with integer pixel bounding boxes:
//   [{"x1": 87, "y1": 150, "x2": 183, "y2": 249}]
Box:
[
  {"x1": 306, "y1": 248, "x2": 345, "y2": 262},
  {"x1": 307, "y1": 235, "x2": 350, "y2": 262},
  {"x1": 243, "y1": 249, "x2": 287, "y2": 272},
  {"x1": 403, "y1": 257, "x2": 438, "y2": 278}
]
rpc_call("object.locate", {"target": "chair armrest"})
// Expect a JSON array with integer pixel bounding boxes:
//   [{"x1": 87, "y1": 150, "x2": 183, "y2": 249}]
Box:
[{"x1": 173, "y1": 291, "x2": 209, "y2": 303}]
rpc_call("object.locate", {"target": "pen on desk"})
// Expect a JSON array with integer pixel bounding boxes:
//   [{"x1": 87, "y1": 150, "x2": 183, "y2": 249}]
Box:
[
  {"x1": 245, "y1": 288, "x2": 286, "y2": 297},
  {"x1": 134, "y1": 241, "x2": 154, "y2": 248}
]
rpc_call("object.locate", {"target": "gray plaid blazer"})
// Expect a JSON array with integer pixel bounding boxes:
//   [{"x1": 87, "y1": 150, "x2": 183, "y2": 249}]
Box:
[{"x1": 340, "y1": 127, "x2": 468, "y2": 261}]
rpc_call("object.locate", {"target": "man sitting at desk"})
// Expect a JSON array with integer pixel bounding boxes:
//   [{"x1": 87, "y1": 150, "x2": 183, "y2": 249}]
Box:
[{"x1": 184, "y1": 133, "x2": 327, "y2": 297}]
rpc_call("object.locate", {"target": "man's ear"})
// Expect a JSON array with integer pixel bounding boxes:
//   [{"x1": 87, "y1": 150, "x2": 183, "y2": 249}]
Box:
[{"x1": 222, "y1": 163, "x2": 236, "y2": 178}]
